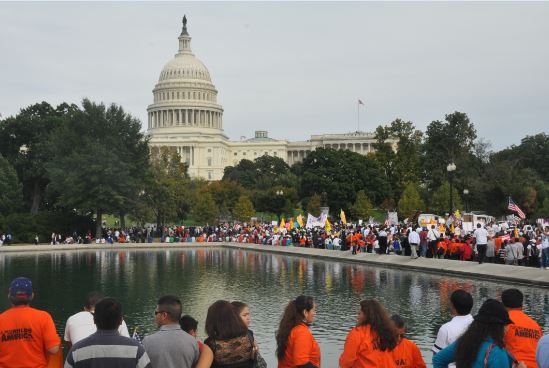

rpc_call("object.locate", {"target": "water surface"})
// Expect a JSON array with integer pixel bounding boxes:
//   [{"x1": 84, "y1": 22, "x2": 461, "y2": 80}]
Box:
[{"x1": 2, "y1": 248, "x2": 549, "y2": 367}]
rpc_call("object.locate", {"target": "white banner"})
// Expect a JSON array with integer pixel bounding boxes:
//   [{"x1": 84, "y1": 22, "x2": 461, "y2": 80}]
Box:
[{"x1": 306, "y1": 213, "x2": 327, "y2": 228}]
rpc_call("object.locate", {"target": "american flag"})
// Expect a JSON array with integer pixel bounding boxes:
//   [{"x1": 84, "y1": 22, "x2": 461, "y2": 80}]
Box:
[{"x1": 508, "y1": 197, "x2": 526, "y2": 219}]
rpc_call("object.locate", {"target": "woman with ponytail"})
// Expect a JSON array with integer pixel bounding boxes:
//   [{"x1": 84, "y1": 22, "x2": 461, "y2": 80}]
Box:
[
  {"x1": 339, "y1": 299, "x2": 398, "y2": 367},
  {"x1": 276, "y1": 295, "x2": 320, "y2": 368}
]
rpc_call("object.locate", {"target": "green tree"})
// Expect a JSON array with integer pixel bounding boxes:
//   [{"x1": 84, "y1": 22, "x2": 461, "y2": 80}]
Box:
[
  {"x1": 206, "y1": 180, "x2": 246, "y2": 219},
  {"x1": 254, "y1": 187, "x2": 298, "y2": 220},
  {"x1": 300, "y1": 148, "x2": 390, "y2": 213},
  {"x1": 222, "y1": 159, "x2": 257, "y2": 189},
  {"x1": 233, "y1": 195, "x2": 255, "y2": 222},
  {"x1": 351, "y1": 190, "x2": 373, "y2": 220},
  {"x1": 422, "y1": 112, "x2": 477, "y2": 191},
  {"x1": 306, "y1": 193, "x2": 321, "y2": 217},
  {"x1": 0, "y1": 155, "x2": 24, "y2": 214},
  {"x1": 398, "y1": 183, "x2": 425, "y2": 219},
  {"x1": 46, "y1": 99, "x2": 149, "y2": 238},
  {"x1": 137, "y1": 147, "x2": 190, "y2": 229},
  {"x1": 373, "y1": 119, "x2": 423, "y2": 201},
  {"x1": 223, "y1": 155, "x2": 298, "y2": 191},
  {"x1": 429, "y1": 181, "x2": 464, "y2": 215},
  {"x1": 0, "y1": 102, "x2": 79, "y2": 213},
  {"x1": 192, "y1": 191, "x2": 218, "y2": 224}
]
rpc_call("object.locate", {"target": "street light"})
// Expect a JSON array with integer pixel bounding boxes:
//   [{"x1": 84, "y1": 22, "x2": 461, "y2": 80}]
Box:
[
  {"x1": 446, "y1": 162, "x2": 456, "y2": 215},
  {"x1": 463, "y1": 188, "x2": 469, "y2": 213},
  {"x1": 275, "y1": 190, "x2": 284, "y2": 221}
]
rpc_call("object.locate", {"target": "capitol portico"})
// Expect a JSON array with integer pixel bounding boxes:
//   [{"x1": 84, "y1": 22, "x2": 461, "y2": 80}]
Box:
[{"x1": 147, "y1": 17, "x2": 396, "y2": 180}]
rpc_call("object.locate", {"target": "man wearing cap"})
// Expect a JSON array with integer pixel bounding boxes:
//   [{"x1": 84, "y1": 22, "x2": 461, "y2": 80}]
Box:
[
  {"x1": 502, "y1": 288, "x2": 542, "y2": 368},
  {"x1": 0, "y1": 277, "x2": 61, "y2": 368}
]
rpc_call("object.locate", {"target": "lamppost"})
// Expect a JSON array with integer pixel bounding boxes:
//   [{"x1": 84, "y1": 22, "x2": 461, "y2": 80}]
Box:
[
  {"x1": 446, "y1": 162, "x2": 456, "y2": 215},
  {"x1": 463, "y1": 188, "x2": 469, "y2": 213},
  {"x1": 275, "y1": 190, "x2": 284, "y2": 221}
]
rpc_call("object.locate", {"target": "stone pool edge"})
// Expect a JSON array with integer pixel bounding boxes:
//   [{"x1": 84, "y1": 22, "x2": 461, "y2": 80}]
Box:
[{"x1": 2, "y1": 242, "x2": 548, "y2": 287}]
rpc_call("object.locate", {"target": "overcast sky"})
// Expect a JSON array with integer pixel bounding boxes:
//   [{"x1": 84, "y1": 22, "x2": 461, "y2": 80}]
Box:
[{"x1": 1, "y1": 2, "x2": 548, "y2": 150}]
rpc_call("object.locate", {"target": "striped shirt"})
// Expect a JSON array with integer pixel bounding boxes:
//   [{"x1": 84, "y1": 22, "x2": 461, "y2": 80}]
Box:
[{"x1": 65, "y1": 330, "x2": 151, "y2": 368}]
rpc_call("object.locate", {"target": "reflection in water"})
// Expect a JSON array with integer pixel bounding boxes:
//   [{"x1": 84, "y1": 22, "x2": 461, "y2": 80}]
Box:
[{"x1": 1, "y1": 248, "x2": 549, "y2": 367}]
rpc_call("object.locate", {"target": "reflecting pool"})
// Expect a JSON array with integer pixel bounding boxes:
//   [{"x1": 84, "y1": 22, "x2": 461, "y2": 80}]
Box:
[{"x1": 2, "y1": 248, "x2": 549, "y2": 367}]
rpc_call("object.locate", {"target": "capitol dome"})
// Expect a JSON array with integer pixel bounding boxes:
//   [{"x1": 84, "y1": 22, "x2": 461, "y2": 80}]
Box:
[
  {"x1": 158, "y1": 53, "x2": 212, "y2": 83},
  {"x1": 146, "y1": 16, "x2": 224, "y2": 134}
]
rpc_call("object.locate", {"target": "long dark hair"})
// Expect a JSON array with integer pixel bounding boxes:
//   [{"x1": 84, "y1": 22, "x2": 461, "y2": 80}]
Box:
[
  {"x1": 205, "y1": 300, "x2": 247, "y2": 339},
  {"x1": 276, "y1": 295, "x2": 314, "y2": 359},
  {"x1": 455, "y1": 321, "x2": 505, "y2": 368},
  {"x1": 358, "y1": 299, "x2": 398, "y2": 351}
]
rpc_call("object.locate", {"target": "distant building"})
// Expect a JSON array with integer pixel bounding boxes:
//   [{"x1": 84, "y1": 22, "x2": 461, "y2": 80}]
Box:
[{"x1": 147, "y1": 17, "x2": 397, "y2": 180}]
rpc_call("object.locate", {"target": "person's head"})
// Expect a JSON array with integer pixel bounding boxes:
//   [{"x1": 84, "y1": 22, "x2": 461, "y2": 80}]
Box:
[
  {"x1": 356, "y1": 299, "x2": 398, "y2": 351},
  {"x1": 205, "y1": 300, "x2": 247, "y2": 339},
  {"x1": 84, "y1": 291, "x2": 104, "y2": 311},
  {"x1": 231, "y1": 301, "x2": 251, "y2": 328},
  {"x1": 450, "y1": 290, "x2": 473, "y2": 316},
  {"x1": 477, "y1": 223, "x2": 481, "y2": 228},
  {"x1": 276, "y1": 296, "x2": 315, "y2": 359},
  {"x1": 8, "y1": 277, "x2": 34, "y2": 306},
  {"x1": 455, "y1": 299, "x2": 513, "y2": 367},
  {"x1": 390, "y1": 314, "x2": 406, "y2": 339},
  {"x1": 94, "y1": 297, "x2": 123, "y2": 330},
  {"x1": 501, "y1": 289, "x2": 523, "y2": 310},
  {"x1": 155, "y1": 295, "x2": 182, "y2": 326},
  {"x1": 179, "y1": 315, "x2": 198, "y2": 337}
]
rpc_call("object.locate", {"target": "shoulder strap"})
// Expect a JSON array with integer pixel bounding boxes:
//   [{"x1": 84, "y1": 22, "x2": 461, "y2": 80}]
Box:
[{"x1": 483, "y1": 343, "x2": 496, "y2": 368}]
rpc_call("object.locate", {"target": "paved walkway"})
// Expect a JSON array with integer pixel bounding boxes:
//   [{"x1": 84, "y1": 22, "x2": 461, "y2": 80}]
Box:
[{"x1": 2, "y1": 242, "x2": 548, "y2": 287}]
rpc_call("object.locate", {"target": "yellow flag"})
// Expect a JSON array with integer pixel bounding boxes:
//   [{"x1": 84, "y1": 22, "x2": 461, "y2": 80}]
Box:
[
  {"x1": 280, "y1": 218, "x2": 285, "y2": 229},
  {"x1": 289, "y1": 218, "x2": 294, "y2": 230},
  {"x1": 340, "y1": 209, "x2": 347, "y2": 225},
  {"x1": 325, "y1": 219, "x2": 332, "y2": 232},
  {"x1": 455, "y1": 210, "x2": 461, "y2": 219},
  {"x1": 297, "y1": 214, "x2": 304, "y2": 228},
  {"x1": 514, "y1": 227, "x2": 519, "y2": 239},
  {"x1": 450, "y1": 223, "x2": 455, "y2": 234}
]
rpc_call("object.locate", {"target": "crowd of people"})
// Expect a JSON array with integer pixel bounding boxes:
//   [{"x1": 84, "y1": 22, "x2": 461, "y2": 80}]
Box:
[
  {"x1": 3, "y1": 221, "x2": 549, "y2": 269},
  {"x1": 2, "y1": 276, "x2": 549, "y2": 368}
]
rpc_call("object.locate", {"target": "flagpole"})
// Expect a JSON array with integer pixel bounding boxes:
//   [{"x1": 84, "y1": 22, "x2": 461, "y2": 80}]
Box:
[{"x1": 357, "y1": 101, "x2": 360, "y2": 132}]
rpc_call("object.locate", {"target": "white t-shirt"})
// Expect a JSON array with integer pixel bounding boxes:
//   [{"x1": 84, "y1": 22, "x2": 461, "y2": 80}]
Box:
[
  {"x1": 473, "y1": 227, "x2": 488, "y2": 245},
  {"x1": 432, "y1": 314, "x2": 474, "y2": 368},
  {"x1": 64, "y1": 311, "x2": 130, "y2": 344}
]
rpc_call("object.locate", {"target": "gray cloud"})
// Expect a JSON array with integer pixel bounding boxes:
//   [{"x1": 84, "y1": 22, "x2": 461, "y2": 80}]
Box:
[{"x1": 1, "y1": 2, "x2": 548, "y2": 150}]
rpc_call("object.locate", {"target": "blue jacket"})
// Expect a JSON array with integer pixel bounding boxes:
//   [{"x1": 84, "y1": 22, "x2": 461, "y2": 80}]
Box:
[{"x1": 433, "y1": 339, "x2": 513, "y2": 368}]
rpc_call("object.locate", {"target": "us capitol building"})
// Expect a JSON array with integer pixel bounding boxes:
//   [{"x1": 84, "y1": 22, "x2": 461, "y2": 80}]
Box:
[{"x1": 146, "y1": 17, "x2": 396, "y2": 180}]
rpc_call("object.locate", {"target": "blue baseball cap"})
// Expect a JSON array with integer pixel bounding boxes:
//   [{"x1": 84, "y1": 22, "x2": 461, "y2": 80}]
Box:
[{"x1": 9, "y1": 277, "x2": 33, "y2": 298}]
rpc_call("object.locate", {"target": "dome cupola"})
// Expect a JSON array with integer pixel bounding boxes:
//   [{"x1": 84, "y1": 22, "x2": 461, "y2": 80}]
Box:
[{"x1": 146, "y1": 16, "x2": 224, "y2": 133}]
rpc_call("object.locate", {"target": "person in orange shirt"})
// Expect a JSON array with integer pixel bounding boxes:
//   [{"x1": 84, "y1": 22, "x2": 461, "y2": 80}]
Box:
[
  {"x1": 276, "y1": 295, "x2": 320, "y2": 368},
  {"x1": 436, "y1": 239, "x2": 447, "y2": 259},
  {"x1": 502, "y1": 288, "x2": 543, "y2": 368},
  {"x1": 390, "y1": 315, "x2": 426, "y2": 368},
  {"x1": 339, "y1": 299, "x2": 398, "y2": 368},
  {"x1": 0, "y1": 277, "x2": 61, "y2": 368}
]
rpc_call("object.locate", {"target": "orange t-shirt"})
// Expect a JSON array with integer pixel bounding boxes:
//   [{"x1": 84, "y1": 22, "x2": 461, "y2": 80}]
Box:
[
  {"x1": 339, "y1": 325, "x2": 396, "y2": 368},
  {"x1": 278, "y1": 323, "x2": 320, "y2": 368},
  {"x1": 504, "y1": 309, "x2": 543, "y2": 368},
  {"x1": 391, "y1": 338, "x2": 426, "y2": 368},
  {"x1": 0, "y1": 305, "x2": 61, "y2": 368}
]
